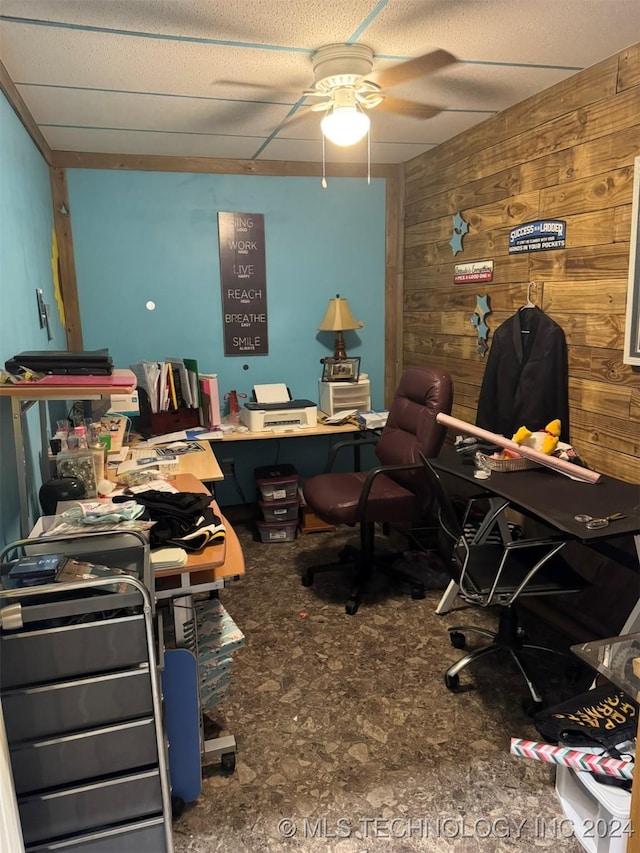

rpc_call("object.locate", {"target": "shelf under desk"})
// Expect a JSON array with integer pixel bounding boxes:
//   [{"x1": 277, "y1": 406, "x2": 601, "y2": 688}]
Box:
[{"x1": 0, "y1": 370, "x2": 137, "y2": 538}]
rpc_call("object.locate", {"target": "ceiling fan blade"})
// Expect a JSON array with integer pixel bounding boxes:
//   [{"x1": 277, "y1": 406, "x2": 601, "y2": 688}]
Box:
[
  {"x1": 279, "y1": 105, "x2": 324, "y2": 128},
  {"x1": 371, "y1": 49, "x2": 457, "y2": 89},
  {"x1": 376, "y1": 96, "x2": 442, "y2": 120}
]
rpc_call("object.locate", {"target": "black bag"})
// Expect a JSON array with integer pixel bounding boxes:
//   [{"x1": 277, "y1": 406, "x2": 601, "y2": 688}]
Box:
[{"x1": 534, "y1": 684, "x2": 638, "y2": 758}]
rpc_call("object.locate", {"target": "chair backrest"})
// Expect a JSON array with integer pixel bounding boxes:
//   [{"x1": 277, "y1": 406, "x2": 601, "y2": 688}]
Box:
[
  {"x1": 418, "y1": 454, "x2": 468, "y2": 575},
  {"x1": 375, "y1": 365, "x2": 453, "y2": 502}
]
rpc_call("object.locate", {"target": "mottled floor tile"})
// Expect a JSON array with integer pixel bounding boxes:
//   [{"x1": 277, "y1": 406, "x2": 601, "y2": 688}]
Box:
[{"x1": 171, "y1": 523, "x2": 592, "y2": 852}]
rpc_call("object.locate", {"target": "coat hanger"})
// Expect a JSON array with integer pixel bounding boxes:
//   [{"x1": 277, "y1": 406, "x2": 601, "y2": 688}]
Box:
[{"x1": 520, "y1": 281, "x2": 538, "y2": 310}]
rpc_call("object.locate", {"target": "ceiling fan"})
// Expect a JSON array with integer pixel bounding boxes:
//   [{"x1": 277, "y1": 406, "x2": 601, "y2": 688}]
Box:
[{"x1": 288, "y1": 43, "x2": 457, "y2": 145}]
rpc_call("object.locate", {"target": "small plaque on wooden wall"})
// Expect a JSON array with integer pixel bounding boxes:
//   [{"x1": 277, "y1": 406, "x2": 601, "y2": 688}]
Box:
[
  {"x1": 508, "y1": 220, "x2": 566, "y2": 254},
  {"x1": 218, "y1": 212, "x2": 268, "y2": 356}
]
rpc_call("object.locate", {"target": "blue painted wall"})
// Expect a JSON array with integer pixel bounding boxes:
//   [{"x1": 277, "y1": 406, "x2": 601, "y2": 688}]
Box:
[
  {"x1": 66, "y1": 169, "x2": 386, "y2": 503},
  {"x1": 0, "y1": 92, "x2": 66, "y2": 547}
]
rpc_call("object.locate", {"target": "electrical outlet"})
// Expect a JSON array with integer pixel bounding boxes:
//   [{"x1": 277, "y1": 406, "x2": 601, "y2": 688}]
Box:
[{"x1": 221, "y1": 458, "x2": 235, "y2": 476}]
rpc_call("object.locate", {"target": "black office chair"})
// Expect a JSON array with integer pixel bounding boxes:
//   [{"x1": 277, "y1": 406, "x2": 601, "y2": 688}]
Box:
[
  {"x1": 420, "y1": 454, "x2": 587, "y2": 706},
  {"x1": 301, "y1": 365, "x2": 453, "y2": 615}
]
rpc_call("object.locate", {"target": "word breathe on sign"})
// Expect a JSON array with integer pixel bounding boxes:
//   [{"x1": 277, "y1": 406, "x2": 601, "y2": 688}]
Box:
[
  {"x1": 508, "y1": 220, "x2": 566, "y2": 254},
  {"x1": 218, "y1": 212, "x2": 268, "y2": 355}
]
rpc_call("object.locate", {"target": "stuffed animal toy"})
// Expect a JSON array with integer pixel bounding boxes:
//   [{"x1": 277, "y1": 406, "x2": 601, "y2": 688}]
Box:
[{"x1": 511, "y1": 419, "x2": 562, "y2": 455}]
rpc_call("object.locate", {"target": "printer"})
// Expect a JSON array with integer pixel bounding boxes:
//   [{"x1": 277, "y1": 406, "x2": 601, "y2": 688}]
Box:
[{"x1": 240, "y1": 383, "x2": 317, "y2": 432}]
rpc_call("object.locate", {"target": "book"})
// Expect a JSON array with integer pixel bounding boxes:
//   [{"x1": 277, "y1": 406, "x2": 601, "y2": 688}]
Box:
[
  {"x1": 6, "y1": 553, "x2": 66, "y2": 587},
  {"x1": 183, "y1": 358, "x2": 200, "y2": 408},
  {"x1": 199, "y1": 374, "x2": 221, "y2": 429},
  {"x1": 166, "y1": 362, "x2": 178, "y2": 410}
]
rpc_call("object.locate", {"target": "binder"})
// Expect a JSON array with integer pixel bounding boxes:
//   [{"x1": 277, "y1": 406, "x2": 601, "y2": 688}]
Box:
[
  {"x1": 184, "y1": 358, "x2": 200, "y2": 408},
  {"x1": 166, "y1": 363, "x2": 178, "y2": 411},
  {"x1": 200, "y1": 374, "x2": 221, "y2": 429}
]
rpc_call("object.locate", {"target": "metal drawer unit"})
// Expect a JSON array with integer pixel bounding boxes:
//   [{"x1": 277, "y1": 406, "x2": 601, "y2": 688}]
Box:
[{"x1": 0, "y1": 555, "x2": 173, "y2": 853}]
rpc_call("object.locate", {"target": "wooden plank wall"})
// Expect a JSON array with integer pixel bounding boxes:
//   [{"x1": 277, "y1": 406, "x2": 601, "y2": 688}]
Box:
[{"x1": 402, "y1": 44, "x2": 640, "y2": 483}]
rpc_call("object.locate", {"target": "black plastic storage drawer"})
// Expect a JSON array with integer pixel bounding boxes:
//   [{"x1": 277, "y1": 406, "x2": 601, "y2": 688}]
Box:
[
  {"x1": 10, "y1": 717, "x2": 159, "y2": 795},
  {"x1": 0, "y1": 614, "x2": 148, "y2": 688},
  {"x1": 19, "y1": 769, "x2": 163, "y2": 845},
  {"x1": 25, "y1": 816, "x2": 167, "y2": 852},
  {"x1": 3, "y1": 668, "x2": 153, "y2": 742}
]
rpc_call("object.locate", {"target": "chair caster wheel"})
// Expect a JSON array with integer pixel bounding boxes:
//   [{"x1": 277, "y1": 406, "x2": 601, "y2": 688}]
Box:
[
  {"x1": 221, "y1": 752, "x2": 236, "y2": 774},
  {"x1": 345, "y1": 599, "x2": 359, "y2": 616},
  {"x1": 450, "y1": 631, "x2": 466, "y2": 649},
  {"x1": 410, "y1": 585, "x2": 425, "y2": 600},
  {"x1": 301, "y1": 571, "x2": 313, "y2": 587},
  {"x1": 444, "y1": 673, "x2": 459, "y2": 691}
]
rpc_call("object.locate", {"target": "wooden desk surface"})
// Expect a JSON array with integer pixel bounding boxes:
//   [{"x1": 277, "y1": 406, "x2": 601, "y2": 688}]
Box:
[
  {"x1": 170, "y1": 442, "x2": 223, "y2": 481},
  {"x1": 153, "y1": 473, "x2": 244, "y2": 591},
  {"x1": 218, "y1": 421, "x2": 360, "y2": 442},
  {"x1": 113, "y1": 439, "x2": 223, "y2": 483}
]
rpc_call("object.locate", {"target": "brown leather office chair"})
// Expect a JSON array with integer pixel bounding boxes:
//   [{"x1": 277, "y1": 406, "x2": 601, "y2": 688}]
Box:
[
  {"x1": 302, "y1": 365, "x2": 454, "y2": 614},
  {"x1": 420, "y1": 455, "x2": 587, "y2": 707}
]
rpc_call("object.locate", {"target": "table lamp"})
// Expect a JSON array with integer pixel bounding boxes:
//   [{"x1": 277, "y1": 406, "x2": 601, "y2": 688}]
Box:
[{"x1": 317, "y1": 294, "x2": 363, "y2": 360}]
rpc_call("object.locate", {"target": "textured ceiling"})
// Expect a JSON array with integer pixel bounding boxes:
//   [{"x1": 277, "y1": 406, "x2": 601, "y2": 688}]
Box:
[{"x1": 0, "y1": 0, "x2": 638, "y2": 165}]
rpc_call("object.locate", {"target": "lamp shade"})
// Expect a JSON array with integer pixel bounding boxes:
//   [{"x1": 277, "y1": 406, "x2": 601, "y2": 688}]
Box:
[
  {"x1": 318, "y1": 297, "x2": 362, "y2": 332},
  {"x1": 321, "y1": 107, "x2": 370, "y2": 147}
]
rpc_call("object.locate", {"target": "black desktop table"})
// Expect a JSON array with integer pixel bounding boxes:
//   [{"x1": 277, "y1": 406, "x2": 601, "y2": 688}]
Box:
[
  {"x1": 432, "y1": 446, "x2": 639, "y2": 545},
  {"x1": 431, "y1": 446, "x2": 639, "y2": 620}
]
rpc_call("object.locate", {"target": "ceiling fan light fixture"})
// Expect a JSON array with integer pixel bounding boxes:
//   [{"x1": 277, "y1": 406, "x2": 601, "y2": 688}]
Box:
[{"x1": 321, "y1": 106, "x2": 370, "y2": 146}]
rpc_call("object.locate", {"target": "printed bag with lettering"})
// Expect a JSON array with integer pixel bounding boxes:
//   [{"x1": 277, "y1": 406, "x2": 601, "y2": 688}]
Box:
[{"x1": 533, "y1": 684, "x2": 638, "y2": 757}]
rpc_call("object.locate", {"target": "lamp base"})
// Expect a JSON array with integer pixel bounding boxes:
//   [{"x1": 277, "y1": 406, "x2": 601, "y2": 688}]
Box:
[{"x1": 333, "y1": 331, "x2": 347, "y2": 360}]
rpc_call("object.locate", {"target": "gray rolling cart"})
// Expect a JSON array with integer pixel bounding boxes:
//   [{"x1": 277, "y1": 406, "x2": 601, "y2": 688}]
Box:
[{"x1": 0, "y1": 533, "x2": 174, "y2": 853}]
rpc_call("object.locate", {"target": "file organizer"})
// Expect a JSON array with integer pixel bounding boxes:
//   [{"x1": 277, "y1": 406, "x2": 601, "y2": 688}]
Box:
[{"x1": 0, "y1": 539, "x2": 173, "y2": 853}]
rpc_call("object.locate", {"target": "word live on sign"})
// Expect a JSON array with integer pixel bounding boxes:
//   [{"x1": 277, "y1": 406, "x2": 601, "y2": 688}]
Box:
[{"x1": 218, "y1": 212, "x2": 268, "y2": 355}]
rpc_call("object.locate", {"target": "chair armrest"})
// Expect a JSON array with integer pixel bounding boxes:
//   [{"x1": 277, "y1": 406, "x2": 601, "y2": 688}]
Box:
[
  {"x1": 324, "y1": 436, "x2": 378, "y2": 472},
  {"x1": 356, "y1": 461, "x2": 422, "y2": 517}
]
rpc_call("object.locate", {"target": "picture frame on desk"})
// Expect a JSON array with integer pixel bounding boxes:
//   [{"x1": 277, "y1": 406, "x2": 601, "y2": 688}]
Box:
[{"x1": 321, "y1": 356, "x2": 361, "y2": 383}]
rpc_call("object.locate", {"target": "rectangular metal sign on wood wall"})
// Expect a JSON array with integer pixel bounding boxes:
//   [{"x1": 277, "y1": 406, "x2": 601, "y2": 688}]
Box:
[{"x1": 218, "y1": 212, "x2": 268, "y2": 356}]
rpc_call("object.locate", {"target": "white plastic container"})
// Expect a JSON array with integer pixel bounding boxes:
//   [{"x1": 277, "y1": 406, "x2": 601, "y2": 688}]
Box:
[{"x1": 555, "y1": 765, "x2": 631, "y2": 853}]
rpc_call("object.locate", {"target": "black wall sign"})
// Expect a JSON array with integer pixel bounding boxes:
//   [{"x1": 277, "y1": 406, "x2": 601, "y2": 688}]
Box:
[{"x1": 218, "y1": 212, "x2": 268, "y2": 355}]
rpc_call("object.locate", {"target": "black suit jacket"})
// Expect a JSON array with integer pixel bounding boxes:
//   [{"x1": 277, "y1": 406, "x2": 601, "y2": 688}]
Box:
[{"x1": 476, "y1": 307, "x2": 570, "y2": 442}]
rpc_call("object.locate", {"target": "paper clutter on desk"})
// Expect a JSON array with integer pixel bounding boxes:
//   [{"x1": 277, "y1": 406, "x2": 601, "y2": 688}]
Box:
[{"x1": 357, "y1": 410, "x2": 389, "y2": 430}]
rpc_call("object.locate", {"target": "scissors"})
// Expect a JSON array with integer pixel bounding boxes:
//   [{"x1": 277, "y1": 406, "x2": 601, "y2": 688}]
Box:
[{"x1": 574, "y1": 512, "x2": 627, "y2": 530}]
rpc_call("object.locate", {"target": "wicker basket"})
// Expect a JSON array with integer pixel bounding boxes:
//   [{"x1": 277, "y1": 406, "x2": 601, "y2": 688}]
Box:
[{"x1": 475, "y1": 452, "x2": 538, "y2": 473}]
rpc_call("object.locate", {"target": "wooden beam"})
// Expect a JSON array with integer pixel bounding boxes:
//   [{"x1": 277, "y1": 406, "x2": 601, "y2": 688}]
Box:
[
  {"x1": 0, "y1": 59, "x2": 51, "y2": 164},
  {"x1": 49, "y1": 169, "x2": 83, "y2": 350},
  {"x1": 384, "y1": 164, "x2": 405, "y2": 405},
  {"x1": 49, "y1": 149, "x2": 399, "y2": 179}
]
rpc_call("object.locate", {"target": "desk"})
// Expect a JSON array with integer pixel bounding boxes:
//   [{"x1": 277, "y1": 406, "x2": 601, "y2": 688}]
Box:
[
  {"x1": 154, "y1": 473, "x2": 244, "y2": 777},
  {"x1": 431, "y1": 448, "x2": 640, "y2": 853},
  {"x1": 0, "y1": 370, "x2": 137, "y2": 537},
  {"x1": 218, "y1": 421, "x2": 360, "y2": 442},
  {"x1": 215, "y1": 420, "x2": 369, "y2": 474},
  {"x1": 154, "y1": 473, "x2": 244, "y2": 598},
  {"x1": 117, "y1": 441, "x2": 224, "y2": 484},
  {"x1": 432, "y1": 446, "x2": 640, "y2": 614}
]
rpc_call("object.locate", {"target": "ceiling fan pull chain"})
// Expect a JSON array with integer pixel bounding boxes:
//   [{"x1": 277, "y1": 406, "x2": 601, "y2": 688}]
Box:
[
  {"x1": 367, "y1": 125, "x2": 371, "y2": 185},
  {"x1": 321, "y1": 132, "x2": 327, "y2": 189}
]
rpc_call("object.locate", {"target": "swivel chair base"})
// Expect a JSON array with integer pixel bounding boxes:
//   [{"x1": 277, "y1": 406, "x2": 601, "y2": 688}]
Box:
[
  {"x1": 301, "y1": 543, "x2": 426, "y2": 616},
  {"x1": 443, "y1": 605, "x2": 573, "y2": 706}
]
